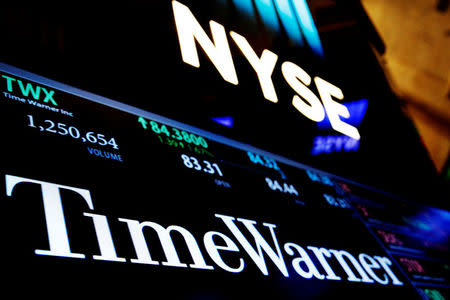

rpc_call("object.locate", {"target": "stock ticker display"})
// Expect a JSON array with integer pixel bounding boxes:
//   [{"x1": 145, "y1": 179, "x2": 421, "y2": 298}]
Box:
[
  {"x1": 1, "y1": 0, "x2": 443, "y2": 205},
  {"x1": 0, "y1": 63, "x2": 449, "y2": 300},
  {"x1": 0, "y1": 0, "x2": 448, "y2": 299}
]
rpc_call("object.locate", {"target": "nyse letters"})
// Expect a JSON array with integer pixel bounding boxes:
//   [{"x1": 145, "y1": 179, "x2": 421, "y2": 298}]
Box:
[{"x1": 172, "y1": 0, "x2": 361, "y2": 140}]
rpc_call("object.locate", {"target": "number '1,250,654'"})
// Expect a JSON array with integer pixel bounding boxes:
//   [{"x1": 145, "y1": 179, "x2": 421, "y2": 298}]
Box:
[{"x1": 27, "y1": 114, "x2": 119, "y2": 149}]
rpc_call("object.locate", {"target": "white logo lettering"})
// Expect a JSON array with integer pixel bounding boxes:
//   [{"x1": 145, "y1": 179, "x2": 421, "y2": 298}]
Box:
[
  {"x1": 215, "y1": 214, "x2": 289, "y2": 277},
  {"x1": 172, "y1": 0, "x2": 238, "y2": 85},
  {"x1": 5, "y1": 174, "x2": 404, "y2": 286},
  {"x1": 5, "y1": 175, "x2": 93, "y2": 259},
  {"x1": 172, "y1": 0, "x2": 361, "y2": 140}
]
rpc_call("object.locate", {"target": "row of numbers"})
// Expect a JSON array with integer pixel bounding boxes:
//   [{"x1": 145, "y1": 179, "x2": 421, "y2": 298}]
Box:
[
  {"x1": 247, "y1": 151, "x2": 280, "y2": 170},
  {"x1": 138, "y1": 117, "x2": 208, "y2": 148},
  {"x1": 27, "y1": 115, "x2": 119, "y2": 149},
  {"x1": 247, "y1": 151, "x2": 287, "y2": 179},
  {"x1": 181, "y1": 154, "x2": 223, "y2": 176}
]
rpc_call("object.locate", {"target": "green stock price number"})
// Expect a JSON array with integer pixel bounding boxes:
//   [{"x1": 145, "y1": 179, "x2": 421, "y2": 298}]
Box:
[{"x1": 138, "y1": 117, "x2": 208, "y2": 148}]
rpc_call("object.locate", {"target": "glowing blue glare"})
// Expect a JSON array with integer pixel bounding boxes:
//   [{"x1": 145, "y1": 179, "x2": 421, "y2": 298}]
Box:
[
  {"x1": 409, "y1": 208, "x2": 450, "y2": 236},
  {"x1": 290, "y1": 0, "x2": 324, "y2": 57},
  {"x1": 212, "y1": 116, "x2": 234, "y2": 127},
  {"x1": 311, "y1": 135, "x2": 360, "y2": 155},
  {"x1": 229, "y1": 0, "x2": 324, "y2": 56},
  {"x1": 273, "y1": 0, "x2": 304, "y2": 45},
  {"x1": 317, "y1": 99, "x2": 369, "y2": 130},
  {"x1": 306, "y1": 169, "x2": 334, "y2": 186},
  {"x1": 232, "y1": 0, "x2": 256, "y2": 18},
  {"x1": 254, "y1": 0, "x2": 281, "y2": 33}
]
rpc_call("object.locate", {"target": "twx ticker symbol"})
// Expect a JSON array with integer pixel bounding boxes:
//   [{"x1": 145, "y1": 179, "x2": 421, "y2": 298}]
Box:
[
  {"x1": 1, "y1": 74, "x2": 57, "y2": 106},
  {"x1": 231, "y1": 0, "x2": 324, "y2": 57}
]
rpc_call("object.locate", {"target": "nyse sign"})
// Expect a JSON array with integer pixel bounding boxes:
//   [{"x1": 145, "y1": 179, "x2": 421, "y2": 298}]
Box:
[
  {"x1": 6, "y1": 174, "x2": 403, "y2": 285},
  {"x1": 172, "y1": 1, "x2": 361, "y2": 140}
]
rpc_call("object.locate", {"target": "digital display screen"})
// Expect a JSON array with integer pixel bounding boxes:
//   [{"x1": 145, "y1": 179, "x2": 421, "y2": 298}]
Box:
[
  {"x1": 1, "y1": 0, "x2": 443, "y2": 206},
  {"x1": 0, "y1": 0, "x2": 448, "y2": 299},
  {"x1": 1, "y1": 63, "x2": 448, "y2": 299}
]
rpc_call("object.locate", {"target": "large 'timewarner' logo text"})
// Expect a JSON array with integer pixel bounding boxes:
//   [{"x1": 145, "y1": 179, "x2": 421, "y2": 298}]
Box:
[
  {"x1": 6, "y1": 174, "x2": 402, "y2": 285},
  {"x1": 172, "y1": 1, "x2": 360, "y2": 140}
]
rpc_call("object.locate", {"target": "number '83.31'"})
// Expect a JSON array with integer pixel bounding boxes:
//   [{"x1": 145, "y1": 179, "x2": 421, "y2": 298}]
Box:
[{"x1": 181, "y1": 154, "x2": 223, "y2": 176}]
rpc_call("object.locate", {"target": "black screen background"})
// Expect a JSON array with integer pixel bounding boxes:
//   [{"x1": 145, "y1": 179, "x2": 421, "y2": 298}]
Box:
[{"x1": 0, "y1": 1, "x2": 448, "y2": 299}]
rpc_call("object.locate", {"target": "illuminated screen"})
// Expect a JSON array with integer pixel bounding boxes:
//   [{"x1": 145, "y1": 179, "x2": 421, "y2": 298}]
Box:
[
  {"x1": 0, "y1": 0, "x2": 443, "y2": 205},
  {"x1": 0, "y1": 0, "x2": 448, "y2": 299},
  {"x1": 1, "y1": 63, "x2": 448, "y2": 300}
]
